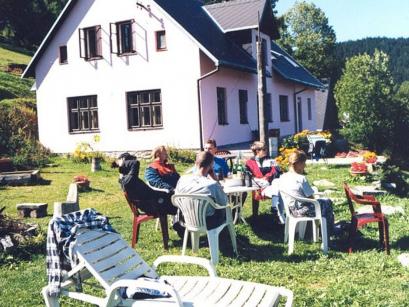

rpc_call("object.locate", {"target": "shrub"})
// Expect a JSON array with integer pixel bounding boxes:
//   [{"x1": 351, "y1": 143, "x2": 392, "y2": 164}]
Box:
[
  {"x1": 335, "y1": 50, "x2": 395, "y2": 153},
  {"x1": 379, "y1": 160, "x2": 409, "y2": 196},
  {"x1": 12, "y1": 138, "x2": 50, "y2": 169},
  {"x1": 0, "y1": 100, "x2": 50, "y2": 169},
  {"x1": 71, "y1": 136, "x2": 106, "y2": 163},
  {"x1": 72, "y1": 142, "x2": 93, "y2": 163},
  {"x1": 166, "y1": 146, "x2": 196, "y2": 164}
]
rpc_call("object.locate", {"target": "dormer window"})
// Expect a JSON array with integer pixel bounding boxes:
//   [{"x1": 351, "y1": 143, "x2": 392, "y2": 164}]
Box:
[
  {"x1": 79, "y1": 26, "x2": 102, "y2": 60},
  {"x1": 110, "y1": 20, "x2": 136, "y2": 55},
  {"x1": 155, "y1": 30, "x2": 167, "y2": 51}
]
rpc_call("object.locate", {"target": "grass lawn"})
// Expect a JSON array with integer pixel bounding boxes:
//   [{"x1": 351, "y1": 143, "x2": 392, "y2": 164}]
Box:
[{"x1": 1, "y1": 157, "x2": 409, "y2": 306}]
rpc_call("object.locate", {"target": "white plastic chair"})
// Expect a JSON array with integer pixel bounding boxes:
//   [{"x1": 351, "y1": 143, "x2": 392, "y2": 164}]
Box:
[
  {"x1": 171, "y1": 194, "x2": 238, "y2": 265},
  {"x1": 42, "y1": 228, "x2": 293, "y2": 307},
  {"x1": 280, "y1": 190, "x2": 328, "y2": 255}
]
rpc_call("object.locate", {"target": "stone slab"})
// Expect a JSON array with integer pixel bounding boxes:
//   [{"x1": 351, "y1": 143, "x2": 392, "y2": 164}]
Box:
[
  {"x1": 0, "y1": 170, "x2": 40, "y2": 185},
  {"x1": 16, "y1": 202, "x2": 48, "y2": 218},
  {"x1": 350, "y1": 185, "x2": 387, "y2": 196}
]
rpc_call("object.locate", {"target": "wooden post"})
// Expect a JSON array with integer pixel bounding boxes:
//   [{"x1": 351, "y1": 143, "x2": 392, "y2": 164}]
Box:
[{"x1": 256, "y1": 20, "x2": 268, "y2": 146}]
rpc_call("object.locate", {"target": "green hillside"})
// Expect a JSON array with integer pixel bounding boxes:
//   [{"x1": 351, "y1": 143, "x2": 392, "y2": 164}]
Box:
[
  {"x1": 0, "y1": 44, "x2": 34, "y2": 101},
  {"x1": 0, "y1": 43, "x2": 32, "y2": 70}
]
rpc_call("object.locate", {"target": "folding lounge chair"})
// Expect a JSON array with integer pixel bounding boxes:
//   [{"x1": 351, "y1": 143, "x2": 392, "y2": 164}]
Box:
[{"x1": 42, "y1": 228, "x2": 293, "y2": 306}]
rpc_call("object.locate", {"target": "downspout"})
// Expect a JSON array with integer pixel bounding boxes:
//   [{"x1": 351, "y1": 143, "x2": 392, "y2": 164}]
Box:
[
  {"x1": 197, "y1": 66, "x2": 220, "y2": 150},
  {"x1": 293, "y1": 87, "x2": 307, "y2": 133}
]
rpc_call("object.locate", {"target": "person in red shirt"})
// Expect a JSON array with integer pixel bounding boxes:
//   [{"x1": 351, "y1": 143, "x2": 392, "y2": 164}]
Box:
[{"x1": 246, "y1": 141, "x2": 280, "y2": 187}]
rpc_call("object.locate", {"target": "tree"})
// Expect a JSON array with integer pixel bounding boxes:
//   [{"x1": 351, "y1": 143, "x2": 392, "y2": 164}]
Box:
[
  {"x1": 277, "y1": 1, "x2": 336, "y2": 79},
  {"x1": 334, "y1": 50, "x2": 395, "y2": 153},
  {"x1": 391, "y1": 81, "x2": 409, "y2": 163},
  {"x1": 0, "y1": 0, "x2": 68, "y2": 49}
]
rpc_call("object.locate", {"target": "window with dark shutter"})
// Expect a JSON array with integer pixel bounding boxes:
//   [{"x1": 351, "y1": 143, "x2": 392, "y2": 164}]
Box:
[
  {"x1": 238, "y1": 89, "x2": 248, "y2": 124},
  {"x1": 67, "y1": 95, "x2": 99, "y2": 133},
  {"x1": 79, "y1": 25, "x2": 102, "y2": 60},
  {"x1": 156, "y1": 30, "x2": 167, "y2": 51},
  {"x1": 127, "y1": 90, "x2": 163, "y2": 130},
  {"x1": 217, "y1": 87, "x2": 228, "y2": 125},
  {"x1": 59, "y1": 46, "x2": 68, "y2": 64},
  {"x1": 279, "y1": 95, "x2": 290, "y2": 122},
  {"x1": 265, "y1": 93, "x2": 272, "y2": 122},
  {"x1": 307, "y1": 98, "x2": 312, "y2": 120}
]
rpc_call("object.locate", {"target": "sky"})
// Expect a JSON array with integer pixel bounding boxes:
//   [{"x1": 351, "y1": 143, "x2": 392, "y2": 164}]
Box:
[{"x1": 275, "y1": 0, "x2": 409, "y2": 42}]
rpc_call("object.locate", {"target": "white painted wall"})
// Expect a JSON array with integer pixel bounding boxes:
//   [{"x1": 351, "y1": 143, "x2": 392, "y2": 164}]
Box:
[
  {"x1": 33, "y1": 0, "x2": 320, "y2": 153},
  {"x1": 35, "y1": 0, "x2": 202, "y2": 153},
  {"x1": 269, "y1": 74, "x2": 317, "y2": 138}
]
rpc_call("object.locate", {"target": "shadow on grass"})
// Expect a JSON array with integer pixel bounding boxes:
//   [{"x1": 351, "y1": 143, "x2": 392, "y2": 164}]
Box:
[
  {"x1": 36, "y1": 178, "x2": 52, "y2": 185},
  {"x1": 392, "y1": 236, "x2": 409, "y2": 250},
  {"x1": 247, "y1": 213, "x2": 284, "y2": 242},
  {"x1": 79, "y1": 187, "x2": 105, "y2": 193}
]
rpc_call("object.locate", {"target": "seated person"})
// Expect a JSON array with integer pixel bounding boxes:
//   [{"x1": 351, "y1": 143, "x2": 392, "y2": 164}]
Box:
[
  {"x1": 112, "y1": 153, "x2": 177, "y2": 216},
  {"x1": 279, "y1": 150, "x2": 335, "y2": 237},
  {"x1": 145, "y1": 146, "x2": 180, "y2": 192},
  {"x1": 246, "y1": 141, "x2": 280, "y2": 188},
  {"x1": 176, "y1": 151, "x2": 227, "y2": 230},
  {"x1": 204, "y1": 139, "x2": 229, "y2": 180}
]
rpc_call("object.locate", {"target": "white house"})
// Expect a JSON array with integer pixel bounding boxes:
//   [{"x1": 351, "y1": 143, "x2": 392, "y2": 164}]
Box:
[{"x1": 23, "y1": 0, "x2": 324, "y2": 153}]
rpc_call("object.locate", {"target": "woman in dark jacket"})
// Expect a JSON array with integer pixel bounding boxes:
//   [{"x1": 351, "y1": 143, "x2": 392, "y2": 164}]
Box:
[
  {"x1": 113, "y1": 153, "x2": 177, "y2": 216},
  {"x1": 144, "y1": 146, "x2": 180, "y2": 192},
  {"x1": 144, "y1": 146, "x2": 185, "y2": 237}
]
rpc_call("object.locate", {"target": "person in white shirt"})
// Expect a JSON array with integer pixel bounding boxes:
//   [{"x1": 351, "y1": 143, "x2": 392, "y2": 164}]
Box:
[
  {"x1": 176, "y1": 151, "x2": 227, "y2": 230},
  {"x1": 279, "y1": 150, "x2": 334, "y2": 236}
]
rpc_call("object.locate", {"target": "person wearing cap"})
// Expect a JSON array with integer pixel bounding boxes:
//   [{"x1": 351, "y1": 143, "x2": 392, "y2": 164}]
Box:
[{"x1": 112, "y1": 152, "x2": 177, "y2": 216}]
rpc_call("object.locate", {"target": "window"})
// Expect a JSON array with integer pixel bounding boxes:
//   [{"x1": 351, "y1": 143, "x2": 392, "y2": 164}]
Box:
[
  {"x1": 238, "y1": 89, "x2": 248, "y2": 124},
  {"x1": 156, "y1": 30, "x2": 167, "y2": 51},
  {"x1": 265, "y1": 93, "x2": 272, "y2": 122},
  {"x1": 307, "y1": 98, "x2": 312, "y2": 120},
  {"x1": 217, "y1": 87, "x2": 228, "y2": 125},
  {"x1": 59, "y1": 46, "x2": 68, "y2": 64},
  {"x1": 262, "y1": 38, "x2": 268, "y2": 67},
  {"x1": 118, "y1": 20, "x2": 135, "y2": 54},
  {"x1": 110, "y1": 20, "x2": 136, "y2": 55},
  {"x1": 127, "y1": 90, "x2": 163, "y2": 130},
  {"x1": 67, "y1": 95, "x2": 99, "y2": 133},
  {"x1": 279, "y1": 95, "x2": 289, "y2": 122},
  {"x1": 79, "y1": 26, "x2": 102, "y2": 60}
]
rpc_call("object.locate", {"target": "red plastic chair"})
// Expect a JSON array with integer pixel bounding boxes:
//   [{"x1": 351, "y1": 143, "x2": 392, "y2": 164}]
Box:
[
  {"x1": 343, "y1": 183, "x2": 390, "y2": 254},
  {"x1": 123, "y1": 192, "x2": 169, "y2": 250}
]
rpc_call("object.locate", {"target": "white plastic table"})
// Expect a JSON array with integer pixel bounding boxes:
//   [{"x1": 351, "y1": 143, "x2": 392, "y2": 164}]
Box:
[{"x1": 222, "y1": 184, "x2": 260, "y2": 224}]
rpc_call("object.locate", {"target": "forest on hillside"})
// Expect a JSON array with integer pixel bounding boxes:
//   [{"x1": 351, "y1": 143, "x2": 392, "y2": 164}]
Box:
[{"x1": 335, "y1": 37, "x2": 409, "y2": 85}]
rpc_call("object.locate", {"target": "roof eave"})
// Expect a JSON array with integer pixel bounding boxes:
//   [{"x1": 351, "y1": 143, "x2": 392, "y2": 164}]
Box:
[
  {"x1": 272, "y1": 65, "x2": 325, "y2": 90},
  {"x1": 219, "y1": 60, "x2": 257, "y2": 74}
]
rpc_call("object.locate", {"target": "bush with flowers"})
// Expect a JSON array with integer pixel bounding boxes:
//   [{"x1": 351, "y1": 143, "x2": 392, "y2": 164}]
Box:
[
  {"x1": 362, "y1": 151, "x2": 377, "y2": 164},
  {"x1": 275, "y1": 147, "x2": 298, "y2": 171},
  {"x1": 281, "y1": 129, "x2": 332, "y2": 152},
  {"x1": 71, "y1": 135, "x2": 105, "y2": 163},
  {"x1": 350, "y1": 162, "x2": 368, "y2": 174},
  {"x1": 277, "y1": 130, "x2": 332, "y2": 170}
]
